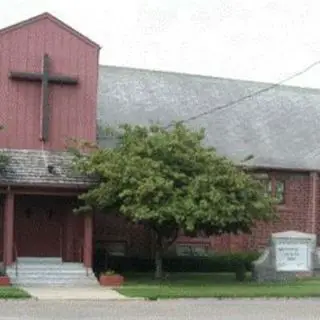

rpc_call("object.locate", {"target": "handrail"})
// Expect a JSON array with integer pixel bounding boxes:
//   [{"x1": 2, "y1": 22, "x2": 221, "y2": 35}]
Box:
[
  {"x1": 59, "y1": 226, "x2": 63, "y2": 261},
  {"x1": 78, "y1": 239, "x2": 83, "y2": 263},
  {"x1": 13, "y1": 243, "x2": 18, "y2": 277},
  {"x1": 0, "y1": 249, "x2": 4, "y2": 273},
  {"x1": 71, "y1": 239, "x2": 89, "y2": 277},
  {"x1": 78, "y1": 239, "x2": 88, "y2": 277},
  {"x1": 72, "y1": 238, "x2": 83, "y2": 263}
]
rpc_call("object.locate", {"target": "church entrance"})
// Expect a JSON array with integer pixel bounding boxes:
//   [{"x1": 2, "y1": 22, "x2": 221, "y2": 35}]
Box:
[{"x1": 15, "y1": 195, "x2": 63, "y2": 257}]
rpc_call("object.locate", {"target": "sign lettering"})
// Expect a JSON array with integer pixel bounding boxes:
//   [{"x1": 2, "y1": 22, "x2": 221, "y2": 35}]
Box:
[{"x1": 275, "y1": 242, "x2": 310, "y2": 272}]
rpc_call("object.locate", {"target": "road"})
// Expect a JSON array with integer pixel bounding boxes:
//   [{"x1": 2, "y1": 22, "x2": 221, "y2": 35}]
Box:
[{"x1": 0, "y1": 299, "x2": 320, "y2": 319}]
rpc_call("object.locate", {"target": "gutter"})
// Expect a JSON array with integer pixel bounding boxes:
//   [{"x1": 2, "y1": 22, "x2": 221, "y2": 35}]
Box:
[{"x1": 0, "y1": 182, "x2": 90, "y2": 190}]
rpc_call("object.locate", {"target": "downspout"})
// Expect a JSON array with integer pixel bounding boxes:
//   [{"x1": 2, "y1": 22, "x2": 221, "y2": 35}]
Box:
[{"x1": 309, "y1": 172, "x2": 317, "y2": 234}]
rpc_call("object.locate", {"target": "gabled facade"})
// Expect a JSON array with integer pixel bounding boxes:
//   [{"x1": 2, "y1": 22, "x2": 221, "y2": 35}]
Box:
[
  {"x1": 0, "y1": 13, "x2": 100, "y2": 286},
  {"x1": 0, "y1": 12, "x2": 99, "y2": 150}
]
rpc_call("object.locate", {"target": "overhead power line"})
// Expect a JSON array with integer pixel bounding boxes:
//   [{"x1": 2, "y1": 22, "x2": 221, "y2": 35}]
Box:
[{"x1": 167, "y1": 60, "x2": 320, "y2": 127}]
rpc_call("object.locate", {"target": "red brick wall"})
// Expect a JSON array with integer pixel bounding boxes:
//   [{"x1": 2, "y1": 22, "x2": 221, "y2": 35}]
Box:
[
  {"x1": 315, "y1": 173, "x2": 320, "y2": 244},
  {"x1": 93, "y1": 171, "x2": 316, "y2": 256},
  {"x1": 229, "y1": 171, "x2": 313, "y2": 252},
  {"x1": 94, "y1": 211, "x2": 152, "y2": 257}
]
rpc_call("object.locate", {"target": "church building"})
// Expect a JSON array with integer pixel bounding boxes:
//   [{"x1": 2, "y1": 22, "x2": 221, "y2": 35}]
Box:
[{"x1": 0, "y1": 12, "x2": 320, "y2": 285}]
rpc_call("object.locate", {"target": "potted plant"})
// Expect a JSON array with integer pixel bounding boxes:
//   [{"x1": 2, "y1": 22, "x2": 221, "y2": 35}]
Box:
[
  {"x1": 0, "y1": 270, "x2": 10, "y2": 286},
  {"x1": 99, "y1": 270, "x2": 124, "y2": 287}
]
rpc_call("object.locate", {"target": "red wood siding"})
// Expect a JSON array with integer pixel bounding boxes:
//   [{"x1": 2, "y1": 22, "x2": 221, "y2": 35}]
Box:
[
  {"x1": 64, "y1": 208, "x2": 84, "y2": 262},
  {"x1": 0, "y1": 17, "x2": 99, "y2": 150},
  {"x1": 15, "y1": 195, "x2": 63, "y2": 257}
]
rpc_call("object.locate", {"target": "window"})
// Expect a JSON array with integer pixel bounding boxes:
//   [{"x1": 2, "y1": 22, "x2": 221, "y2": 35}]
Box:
[
  {"x1": 176, "y1": 244, "x2": 210, "y2": 257},
  {"x1": 275, "y1": 180, "x2": 285, "y2": 204},
  {"x1": 261, "y1": 179, "x2": 272, "y2": 198},
  {"x1": 260, "y1": 176, "x2": 285, "y2": 204},
  {"x1": 95, "y1": 240, "x2": 127, "y2": 256},
  {"x1": 176, "y1": 245, "x2": 192, "y2": 256},
  {"x1": 105, "y1": 242, "x2": 126, "y2": 256}
]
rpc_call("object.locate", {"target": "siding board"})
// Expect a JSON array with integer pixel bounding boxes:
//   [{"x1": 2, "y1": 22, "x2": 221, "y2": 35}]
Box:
[{"x1": 0, "y1": 16, "x2": 99, "y2": 150}]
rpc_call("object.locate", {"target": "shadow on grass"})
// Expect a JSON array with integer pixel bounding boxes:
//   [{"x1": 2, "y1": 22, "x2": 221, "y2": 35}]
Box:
[{"x1": 116, "y1": 273, "x2": 320, "y2": 300}]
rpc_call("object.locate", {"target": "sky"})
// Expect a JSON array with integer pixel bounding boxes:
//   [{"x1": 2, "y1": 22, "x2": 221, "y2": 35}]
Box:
[{"x1": 1, "y1": 0, "x2": 320, "y2": 88}]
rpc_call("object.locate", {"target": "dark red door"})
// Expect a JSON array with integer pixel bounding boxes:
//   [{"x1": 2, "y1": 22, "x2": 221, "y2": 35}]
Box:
[{"x1": 16, "y1": 206, "x2": 62, "y2": 257}]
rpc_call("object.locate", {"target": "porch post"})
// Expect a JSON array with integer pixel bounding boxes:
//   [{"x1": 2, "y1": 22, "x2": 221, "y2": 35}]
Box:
[
  {"x1": 3, "y1": 192, "x2": 14, "y2": 266},
  {"x1": 83, "y1": 214, "x2": 93, "y2": 269}
]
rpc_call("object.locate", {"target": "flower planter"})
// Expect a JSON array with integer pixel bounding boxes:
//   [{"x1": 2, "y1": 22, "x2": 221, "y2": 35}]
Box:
[
  {"x1": 0, "y1": 276, "x2": 10, "y2": 286},
  {"x1": 99, "y1": 274, "x2": 124, "y2": 287}
]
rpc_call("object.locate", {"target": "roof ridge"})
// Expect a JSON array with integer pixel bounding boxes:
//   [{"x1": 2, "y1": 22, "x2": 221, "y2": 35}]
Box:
[
  {"x1": 0, "y1": 12, "x2": 101, "y2": 49},
  {"x1": 99, "y1": 64, "x2": 320, "y2": 94}
]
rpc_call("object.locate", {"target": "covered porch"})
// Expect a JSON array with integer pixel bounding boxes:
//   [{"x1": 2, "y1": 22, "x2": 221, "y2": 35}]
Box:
[{"x1": 0, "y1": 187, "x2": 93, "y2": 270}]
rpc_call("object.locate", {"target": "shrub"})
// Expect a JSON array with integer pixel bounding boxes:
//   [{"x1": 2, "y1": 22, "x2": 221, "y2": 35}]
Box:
[
  {"x1": 101, "y1": 269, "x2": 116, "y2": 276},
  {"x1": 93, "y1": 249, "x2": 260, "y2": 275},
  {"x1": 234, "y1": 261, "x2": 247, "y2": 281}
]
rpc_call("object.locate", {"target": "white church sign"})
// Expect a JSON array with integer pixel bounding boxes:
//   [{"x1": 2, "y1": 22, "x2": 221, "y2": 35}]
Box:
[
  {"x1": 252, "y1": 230, "x2": 317, "y2": 282},
  {"x1": 275, "y1": 239, "x2": 309, "y2": 272}
]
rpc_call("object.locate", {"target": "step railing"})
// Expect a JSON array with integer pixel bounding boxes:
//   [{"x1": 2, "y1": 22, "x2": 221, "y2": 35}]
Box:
[
  {"x1": 2, "y1": 244, "x2": 19, "y2": 276},
  {"x1": 78, "y1": 239, "x2": 89, "y2": 277},
  {"x1": 72, "y1": 238, "x2": 89, "y2": 277},
  {"x1": 0, "y1": 249, "x2": 4, "y2": 273},
  {"x1": 9, "y1": 241, "x2": 90, "y2": 279},
  {"x1": 13, "y1": 243, "x2": 18, "y2": 277},
  {"x1": 60, "y1": 226, "x2": 63, "y2": 261}
]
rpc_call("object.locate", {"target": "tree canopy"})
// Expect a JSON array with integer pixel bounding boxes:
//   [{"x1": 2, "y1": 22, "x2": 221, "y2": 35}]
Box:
[{"x1": 71, "y1": 122, "x2": 276, "y2": 277}]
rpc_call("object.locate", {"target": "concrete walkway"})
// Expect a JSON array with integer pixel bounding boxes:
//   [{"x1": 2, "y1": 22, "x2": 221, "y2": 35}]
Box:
[{"x1": 22, "y1": 286, "x2": 130, "y2": 300}]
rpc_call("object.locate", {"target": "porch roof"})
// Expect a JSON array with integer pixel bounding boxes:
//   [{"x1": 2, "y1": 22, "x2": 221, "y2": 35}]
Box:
[{"x1": 0, "y1": 149, "x2": 92, "y2": 187}]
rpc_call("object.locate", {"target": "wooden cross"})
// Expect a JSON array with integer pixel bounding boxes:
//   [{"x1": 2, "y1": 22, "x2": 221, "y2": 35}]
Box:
[{"x1": 9, "y1": 54, "x2": 78, "y2": 142}]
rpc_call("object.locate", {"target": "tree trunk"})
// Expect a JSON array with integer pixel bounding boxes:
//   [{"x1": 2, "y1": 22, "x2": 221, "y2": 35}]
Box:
[
  {"x1": 152, "y1": 227, "x2": 178, "y2": 279},
  {"x1": 155, "y1": 249, "x2": 163, "y2": 279},
  {"x1": 154, "y1": 234, "x2": 163, "y2": 279}
]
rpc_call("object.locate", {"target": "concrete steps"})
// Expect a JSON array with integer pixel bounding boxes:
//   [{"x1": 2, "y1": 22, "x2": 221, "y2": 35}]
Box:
[{"x1": 6, "y1": 257, "x2": 99, "y2": 287}]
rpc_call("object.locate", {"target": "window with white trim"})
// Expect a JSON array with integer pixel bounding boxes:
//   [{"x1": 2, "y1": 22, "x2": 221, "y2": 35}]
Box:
[{"x1": 261, "y1": 177, "x2": 285, "y2": 204}]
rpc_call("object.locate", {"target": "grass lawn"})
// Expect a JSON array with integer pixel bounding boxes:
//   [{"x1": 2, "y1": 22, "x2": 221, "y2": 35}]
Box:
[
  {"x1": 0, "y1": 287, "x2": 31, "y2": 299},
  {"x1": 115, "y1": 273, "x2": 320, "y2": 299}
]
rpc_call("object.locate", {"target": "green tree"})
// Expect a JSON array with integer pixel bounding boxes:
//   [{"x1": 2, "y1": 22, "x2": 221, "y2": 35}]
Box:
[{"x1": 71, "y1": 123, "x2": 276, "y2": 278}]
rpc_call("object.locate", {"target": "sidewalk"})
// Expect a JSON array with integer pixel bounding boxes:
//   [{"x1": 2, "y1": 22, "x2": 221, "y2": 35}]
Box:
[{"x1": 22, "y1": 286, "x2": 132, "y2": 300}]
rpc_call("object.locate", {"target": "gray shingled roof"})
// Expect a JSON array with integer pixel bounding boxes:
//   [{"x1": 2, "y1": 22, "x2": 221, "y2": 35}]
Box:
[
  {"x1": 97, "y1": 65, "x2": 320, "y2": 171},
  {"x1": 2, "y1": 65, "x2": 320, "y2": 186},
  {"x1": 0, "y1": 149, "x2": 92, "y2": 186}
]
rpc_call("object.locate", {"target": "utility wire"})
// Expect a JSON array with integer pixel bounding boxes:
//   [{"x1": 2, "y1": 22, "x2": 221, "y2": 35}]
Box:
[
  {"x1": 98, "y1": 59, "x2": 320, "y2": 139},
  {"x1": 166, "y1": 60, "x2": 320, "y2": 127}
]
